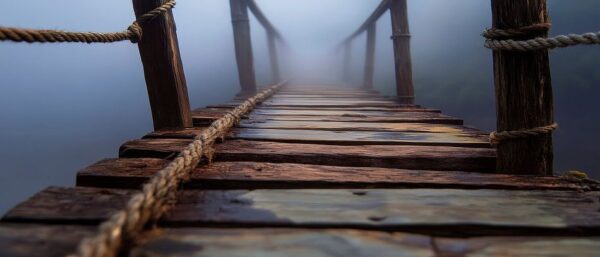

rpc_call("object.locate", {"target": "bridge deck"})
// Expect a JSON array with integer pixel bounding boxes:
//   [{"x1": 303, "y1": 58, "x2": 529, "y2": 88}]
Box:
[{"x1": 1, "y1": 85, "x2": 599, "y2": 257}]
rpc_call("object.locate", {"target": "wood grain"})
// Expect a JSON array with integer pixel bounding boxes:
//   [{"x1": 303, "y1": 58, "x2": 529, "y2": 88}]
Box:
[
  {"x1": 390, "y1": 0, "x2": 414, "y2": 103},
  {"x1": 132, "y1": 0, "x2": 192, "y2": 130},
  {"x1": 5, "y1": 187, "x2": 600, "y2": 236},
  {"x1": 76, "y1": 158, "x2": 599, "y2": 191},
  {"x1": 229, "y1": 128, "x2": 490, "y2": 147},
  {"x1": 0, "y1": 224, "x2": 95, "y2": 257},
  {"x1": 491, "y1": 0, "x2": 554, "y2": 175},
  {"x1": 119, "y1": 139, "x2": 495, "y2": 171}
]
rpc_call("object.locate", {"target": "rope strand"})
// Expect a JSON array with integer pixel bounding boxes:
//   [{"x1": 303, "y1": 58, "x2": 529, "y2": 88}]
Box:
[
  {"x1": 0, "y1": 0, "x2": 175, "y2": 44},
  {"x1": 68, "y1": 82, "x2": 284, "y2": 257},
  {"x1": 490, "y1": 123, "x2": 558, "y2": 146}
]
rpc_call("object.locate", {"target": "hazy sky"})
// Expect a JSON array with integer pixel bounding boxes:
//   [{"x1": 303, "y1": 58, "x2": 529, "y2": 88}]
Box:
[{"x1": 0, "y1": 0, "x2": 598, "y2": 214}]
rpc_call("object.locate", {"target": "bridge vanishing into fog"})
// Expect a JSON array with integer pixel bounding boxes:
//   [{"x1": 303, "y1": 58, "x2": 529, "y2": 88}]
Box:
[{"x1": 1, "y1": 0, "x2": 600, "y2": 256}]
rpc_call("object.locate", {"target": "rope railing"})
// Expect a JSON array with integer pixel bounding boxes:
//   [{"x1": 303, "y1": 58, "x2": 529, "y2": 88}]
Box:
[
  {"x1": 68, "y1": 81, "x2": 285, "y2": 257},
  {"x1": 0, "y1": 0, "x2": 176, "y2": 43},
  {"x1": 483, "y1": 22, "x2": 599, "y2": 147}
]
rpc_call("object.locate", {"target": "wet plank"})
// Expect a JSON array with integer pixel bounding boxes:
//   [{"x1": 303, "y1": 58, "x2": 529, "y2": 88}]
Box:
[
  {"x1": 76, "y1": 158, "x2": 598, "y2": 191},
  {"x1": 251, "y1": 109, "x2": 443, "y2": 117},
  {"x1": 230, "y1": 128, "x2": 489, "y2": 147},
  {"x1": 143, "y1": 127, "x2": 488, "y2": 147},
  {"x1": 434, "y1": 237, "x2": 600, "y2": 257},
  {"x1": 2, "y1": 224, "x2": 598, "y2": 257},
  {"x1": 119, "y1": 139, "x2": 496, "y2": 171},
  {"x1": 5, "y1": 187, "x2": 600, "y2": 236},
  {"x1": 130, "y1": 228, "x2": 434, "y2": 257},
  {"x1": 0, "y1": 224, "x2": 95, "y2": 257},
  {"x1": 246, "y1": 114, "x2": 464, "y2": 125},
  {"x1": 239, "y1": 120, "x2": 478, "y2": 133}
]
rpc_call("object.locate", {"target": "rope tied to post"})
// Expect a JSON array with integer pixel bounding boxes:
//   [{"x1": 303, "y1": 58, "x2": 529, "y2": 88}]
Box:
[
  {"x1": 0, "y1": 0, "x2": 176, "y2": 44},
  {"x1": 489, "y1": 123, "x2": 558, "y2": 146},
  {"x1": 68, "y1": 82, "x2": 284, "y2": 257},
  {"x1": 482, "y1": 22, "x2": 600, "y2": 51}
]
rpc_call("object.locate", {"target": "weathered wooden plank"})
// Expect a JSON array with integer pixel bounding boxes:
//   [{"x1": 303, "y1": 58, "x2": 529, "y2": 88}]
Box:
[
  {"x1": 229, "y1": 128, "x2": 490, "y2": 147},
  {"x1": 5, "y1": 187, "x2": 600, "y2": 236},
  {"x1": 130, "y1": 228, "x2": 434, "y2": 257},
  {"x1": 251, "y1": 109, "x2": 443, "y2": 117},
  {"x1": 434, "y1": 236, "x2": 600, "y2": 257},
  {"x1": 119, "y1": 139, "x2": 495, "y2": 171},
  {"x1": 239, "y1": 120, "x2": 478, "y2": 133},
  {"x1": 206, "y1": 103, "x2": 419, "y2": 109},
  {"x1": 246, "y1": 114, "x2": 463, "y2": 125},
  {"x1": 76, "y1": 159, "x2": 598, "y2": 191},
  {"x1": 0, "y1": 224, "x2": 95, "y2": 257},
  {"x1": 2, "y1": 224, "x2": 598, "y2": 257},
  {"x1": 195, "y1": 106, "x2": 441, "y2": 113}
]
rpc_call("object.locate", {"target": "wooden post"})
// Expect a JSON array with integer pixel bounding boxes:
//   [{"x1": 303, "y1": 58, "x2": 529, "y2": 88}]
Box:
[
  {"x1": 390, "y1": 0, "x2": 414, "y2": 104},
  {"x1": 363, "y1": 23, "x2": 377, "y2": 89},
  {"x1": 132, "y1": 0, "x2": 192, "y2": 130},
  {"x1": 267, "y1": 32, "x2": 281, "y2": 83},
  {"x1": 342, "y1": 41, "x2": 352, "y2": 83},
  {"x1": 491, "y1": 0, "x2": 554, "y2": 175},
  {"x1": 230, "y1": 0, "x2": 257, "y2": 93}
]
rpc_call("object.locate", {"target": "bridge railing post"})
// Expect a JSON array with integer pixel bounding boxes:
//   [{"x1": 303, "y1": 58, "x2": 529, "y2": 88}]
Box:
[
  {"x1": 390, "y1": 0, "x2": 414, "y2": 104},
  {"x1": 132, "y1": 0, "x2": 193, "y2": 130},
  {"x1": 342, "y1": 41, "x2": 352, "y2": 83},
  {"x1": 363, "y1": 23, "x2": 377, "y2": 89},
  {"x1": 267, "y1": 32, "x2": 281, "y2": 84},
  {"x1": 230, "y1": 0, "x2": 257, "y2": 93},
  {"x1": 491, "y1": 0, "x2": 554, "y2": 175}
]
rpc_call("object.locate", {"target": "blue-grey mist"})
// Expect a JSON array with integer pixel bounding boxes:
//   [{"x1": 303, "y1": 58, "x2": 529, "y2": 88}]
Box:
[{"x1": 0, "y1": 0, "x2": 598, "y2": 214}]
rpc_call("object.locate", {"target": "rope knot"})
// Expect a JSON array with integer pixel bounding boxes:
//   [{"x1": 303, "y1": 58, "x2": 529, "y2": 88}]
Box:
[
  {"x1": 490, "y1": 123, "x2": 558, "y2": 146},
  {"x1": 127, "y1": 23, "x2": 143, "y2": 43}
]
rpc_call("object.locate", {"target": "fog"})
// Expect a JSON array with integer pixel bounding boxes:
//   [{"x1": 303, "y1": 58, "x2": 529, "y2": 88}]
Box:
[{"x1": 0, "y1": 0, "x2": 598, "y2": 214}]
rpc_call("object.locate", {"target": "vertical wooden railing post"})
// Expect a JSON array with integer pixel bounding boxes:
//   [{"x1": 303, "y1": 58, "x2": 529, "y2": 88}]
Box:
[
  {"x1": 342, "y1": 41, "x2": 352, "y2": 83},
  {"x1": 491, "y1": 0, "x2": 554, "y2": 175},
  {"x1": 230, "y1": 0, "x2": 257, "y2": 93},
  {"x1": 267, "y1": 32, "x2": 281, "y2": 83},
  {"x1": 390, "y1": 0, "x2": 414, "y2": 104},
  {"x1": 132, "y1": 0, "x2": 192, "y2": 130},
  {"x1": 363, "y1": 23, "x2": 377, "y2": 89}
]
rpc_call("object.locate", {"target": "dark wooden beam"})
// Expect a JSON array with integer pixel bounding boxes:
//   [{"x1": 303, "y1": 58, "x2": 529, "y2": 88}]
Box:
[
  {"x1": 267, "y1": 32, "x2": 281, "y2": 83},
  {"x1": 342, "y1": 42, "x2": 352, "y2": 83},
  {"x1": 491, "y1": 0, "x2": 554, "y2": 175},
  {"x1": 341, "y1": 0, "x2": 390, "y2": 44},
  {"x1": 363, "y1": 23, "x2": 376, "y2": 89},
  {"x1": 390, "y1": 0, "x2": 415, "y2": 104},
  {"x1": 132, "y1": 0, "x2": 192, "y2": 130},
  {"x1": 230, "y1": 0, "x2": 257, "y2": 93}
]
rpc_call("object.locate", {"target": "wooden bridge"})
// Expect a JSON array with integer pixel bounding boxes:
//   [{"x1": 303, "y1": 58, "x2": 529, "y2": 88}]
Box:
[{"x1": 1, "y1": 0, "x2": 599, "y2": 256}]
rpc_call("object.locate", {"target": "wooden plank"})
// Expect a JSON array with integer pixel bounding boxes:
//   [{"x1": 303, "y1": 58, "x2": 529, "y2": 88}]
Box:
[
  {"x1": 76, "y1": 159, "x2": 599, "y2": 191},
  {"x1": 119, "y1": 139, "x2": 495, "y2": 171},
  {"x1": 130, "y1": 228, "x2": 434, "y2": 257},
  {"x1": 195, "y1": 106, "x2": 441, "y2": 113},
  {"x1": 239, "y1": 120, "x2": 478, "y2": 133},
  {"x1": 0, "y1": 224, "x2": 95, "y2": 257},
  {"x1": 246, "y1": 114, "x2": 464, "y2": 125},
  {"x1": 229, "y1": 128, "x2": 490, "y2": 147},
  {"x1": 434, "y1": 237, "x2": 600, "y2": 257},
  {"x1": 132, "y1": 0, "x2": 192, "y2": 130},
  {"x1": 251, "y1": 109, "x2": 444, "y2": 117},
  {"x1": 5, "y1": 187, "x2": 600, "y2": 236},
  {"x1": 2, "y1": 224, "x2": 598, "y2": 257}
]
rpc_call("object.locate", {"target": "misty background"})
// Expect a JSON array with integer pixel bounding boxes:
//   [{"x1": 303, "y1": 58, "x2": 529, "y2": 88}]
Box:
[{"x1": 0, "y1": 0, "x2": 598, "y2": 215}]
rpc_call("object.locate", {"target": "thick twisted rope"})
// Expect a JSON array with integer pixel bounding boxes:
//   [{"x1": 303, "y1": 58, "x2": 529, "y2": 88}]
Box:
[
  {"x1": 0, "y1": 0, "x2": 175, "y2": 44},
  {"x1": 68, "y1": 82, "x2": 284, "y2": 257},
  {"x1": 483, "y1": 22, "x2": 600, "y2": 51},
  {"x1": 490, "y1": 123, "x2": 558, "y2": 146}
]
